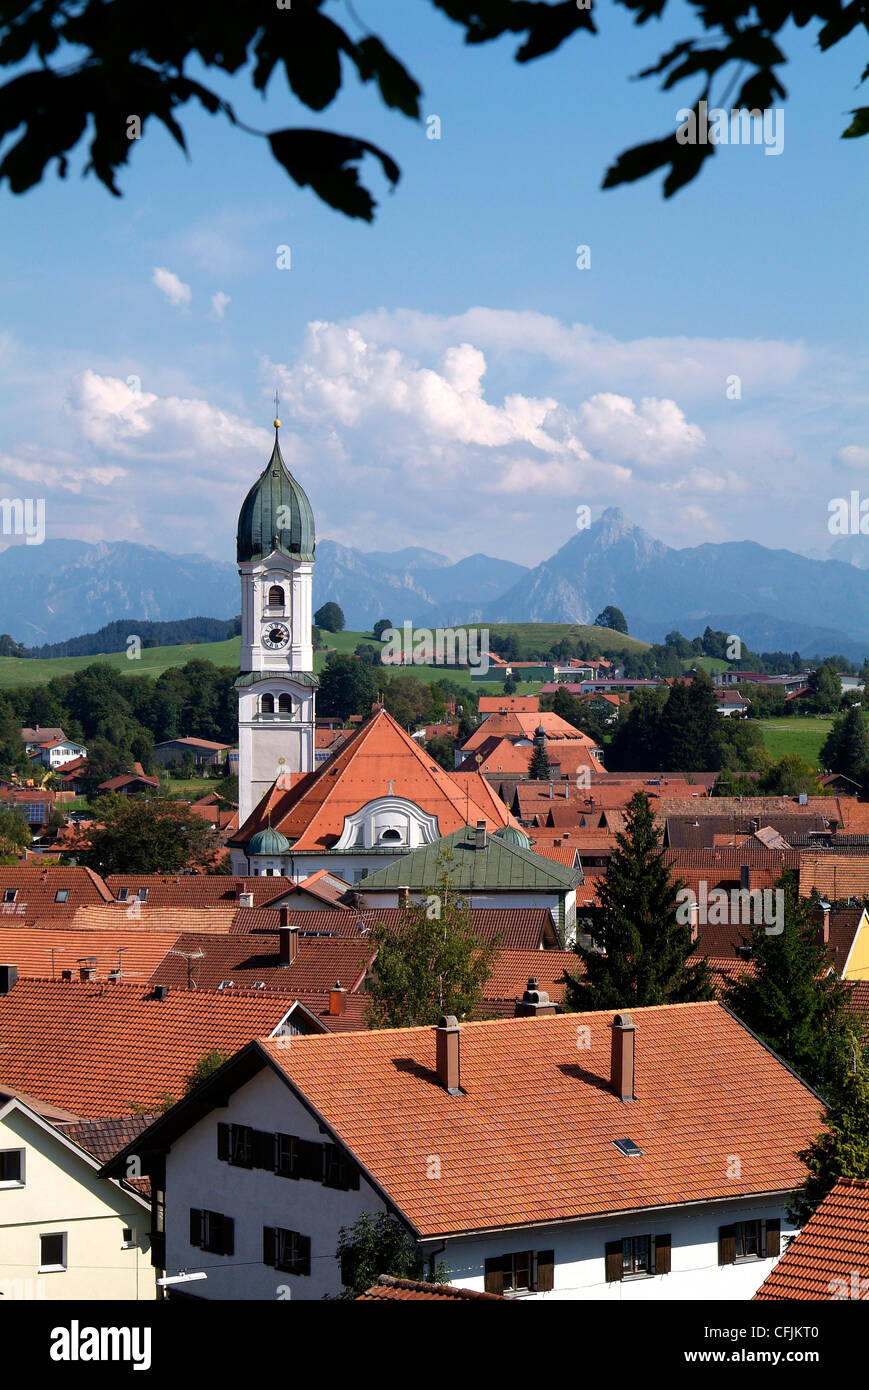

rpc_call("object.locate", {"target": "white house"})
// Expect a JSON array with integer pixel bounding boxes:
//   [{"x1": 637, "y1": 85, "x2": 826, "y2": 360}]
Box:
[
  {"x1": 0, "y1": 1092, "x2": 155, "y2": 1301},
  {"x1": 102, "y1": 1001, "x2": 823, "y2": 1301}
]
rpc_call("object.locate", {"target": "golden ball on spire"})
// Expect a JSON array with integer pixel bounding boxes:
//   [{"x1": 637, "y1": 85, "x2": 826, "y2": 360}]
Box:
[{"x1": 274, "y1": 418, "x2": 281, "y2": 429}]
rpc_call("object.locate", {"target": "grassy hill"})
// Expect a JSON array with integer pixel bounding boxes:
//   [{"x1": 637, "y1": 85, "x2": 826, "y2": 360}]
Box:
[{"x1": 0, "y1": 622, "x2": 651, "y2": 691}]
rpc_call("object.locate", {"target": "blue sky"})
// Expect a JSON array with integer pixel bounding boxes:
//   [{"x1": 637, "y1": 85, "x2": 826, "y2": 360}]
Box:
[{"x1": 1, "y1": 0, "x2": 867, "y2": 566}]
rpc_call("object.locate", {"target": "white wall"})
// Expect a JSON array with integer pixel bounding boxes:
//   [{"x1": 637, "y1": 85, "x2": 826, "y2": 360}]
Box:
[
  {"x1": 439, "y1": 1198, "x2": 798, "y2": 1300},
  {"x1": 164, "y1": 1066, "x2": 386, "y2": 1301},
  {"x1": 0, "y1": 1107, "x2": 155, "y2": 1302}
]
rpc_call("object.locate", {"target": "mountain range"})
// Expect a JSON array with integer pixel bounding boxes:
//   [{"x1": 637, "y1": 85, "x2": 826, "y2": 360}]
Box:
[{"x1": 2, "y1": 512, "x2": 867, "y2": 661}]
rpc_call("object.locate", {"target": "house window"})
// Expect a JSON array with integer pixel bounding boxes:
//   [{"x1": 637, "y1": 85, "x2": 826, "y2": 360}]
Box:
[
  {"x1": 274, "y1": 1132, "x2": 324, "y2": 1182},
  {"x1": 718, "y1": 1219, "x2": 779, "y2": 1265},
  {"x1": 189, "y1": 1208, "x2": 234, "y2": 1256},
  {"x1": 54, "y1": 889, "x2": 69, "y2": 903},
  {"x1": 39, "y1": 1232, "x2": 67, "y2": 1272},
  {"x1": 117, "y1": 887, "x2": 129, "y2": 901},
  {"x1": 3, "y1": 889, "x2": 16, "y2": 903},
  {"x1": 138, "y1": 888, "x2": 149, "y2": 902},
  {"x1": 122, "y1": 1227, "x2": 135, "y2": 1248},
  {"x1": 484, "y1": 1249, "x2": 554, "y2": 1295},
  {"x1": 606, "y1": 1234, "x2": 671, "y2": 1281},
  {"x1": 323, "y1": 1143, "x2": 360, "y2": 1191},
  {"x1": 263, "y1": 1226, "x2": 311, "y2": 1276},
  {"x1": 0, "y1": 1149, "x2": 24, "y2": 1186},
  {"x1": 379, "y1": 828, "x2": 402, "y2": 843}
]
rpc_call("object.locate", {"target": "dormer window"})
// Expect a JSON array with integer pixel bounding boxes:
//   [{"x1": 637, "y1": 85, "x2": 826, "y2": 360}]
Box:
[{"x1": 379, "y1": 828, "x2": 402, "y2": 843}]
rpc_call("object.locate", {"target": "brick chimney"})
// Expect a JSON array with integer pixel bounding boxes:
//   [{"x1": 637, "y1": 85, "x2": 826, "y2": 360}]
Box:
[
  {"x1": 610, "y1": 1012, "x2": 636, "y2": 1102},
  {"x1": 515, "y1": 978, "x2": 557, "y2": 1017},
  {"x1": 815, "y1": 900, "x2": 831, "y2": 945},
  {"x1": 434, "y1": 1015, "x2": 461, "y2": 1094},
  {"x1": 79, "y1": 964, "x2": 96, "y2": 982},
  {"x1": 279, "y1": 921, "x2": 299, "y2": 966},
  {"x1": 397, "y1": 886, "x2": 410, "y2": 905},
  {"x1": 234, "y1": 880, "x2": 246, "y2": 901},
  {"x1": 740, "y1": 864, "x2": 751, "y2": 892},
  {"x1": 328, "y1": 981, "x2": 346, "y2": 1016},
  {"x1": 474, "y1": 820, "x2": 487, "y2": 850},
  {"x1": 0, "y1": 964, "x2": 18, "y2": 995}
]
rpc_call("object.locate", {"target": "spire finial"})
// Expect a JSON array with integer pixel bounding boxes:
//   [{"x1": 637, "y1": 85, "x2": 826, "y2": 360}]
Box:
[{"x1": 273, "y1": 389, "x2": 281, "y2": 431}]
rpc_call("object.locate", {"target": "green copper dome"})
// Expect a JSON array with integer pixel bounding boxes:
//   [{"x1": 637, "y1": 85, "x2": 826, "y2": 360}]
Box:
[
  {"x1": 237, "y1": 429, "x2": 315, "y2": 564},
  {"x1": 494, "y1": 825, "x2": 532, "y2": 849},
  {"x1": 248, "y1": 826, "x2": 291, "y2": 856}
]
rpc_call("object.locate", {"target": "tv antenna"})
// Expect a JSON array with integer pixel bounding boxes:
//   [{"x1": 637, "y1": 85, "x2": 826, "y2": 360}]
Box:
[{"x1": 168, "y1": 947, "x2": 205, "y2": 991}]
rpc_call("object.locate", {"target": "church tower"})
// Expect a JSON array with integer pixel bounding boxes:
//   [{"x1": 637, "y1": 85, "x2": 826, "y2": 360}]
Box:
[{"x1": 235, "y1": 411, "x2": 317, "y2": 825}]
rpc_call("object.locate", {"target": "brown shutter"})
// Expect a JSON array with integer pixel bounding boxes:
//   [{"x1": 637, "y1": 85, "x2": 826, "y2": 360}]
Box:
[
  {"x1": 605, "y1": 1239, "x2": 623, "y2": 1282},
  {"x1": 484, "y1": 1256, "x2": 506, "y2": 1295},
  {"x1": 718, "y1": 1224, "x2": 737, "y2": 1265},
  {"x1": 217, "y1": 1123, "x2": 230, "y2": 1161},
  {"x1": 298, "y1": 1139, "x2": 324, "y2": 1182},
  {"x1": 221, "y1": 1215, "x2": 234, "y2": 1257},
  {"x1": 254, "y1": 1130, "x2": 274, "y2": 1170},
  {"x1": 536, "y1": 1250, "x2": 555, "y2": 1292},
  {"x1": 654, "y1": 1234, "x2": 671, "y2": 1275},
  {"x1": 263, "y1": 1226, "x2": 276, "y2": 1267},
  {"x1": 189, "y1": 1208, "x2": 202, "y2": 1247},
  {"x1": 765, "y1": 1218, "x2": 781, "y2": 1258},
  {"x1": 296, "y1": 1233, "x2": 311, "y2": 1277}
]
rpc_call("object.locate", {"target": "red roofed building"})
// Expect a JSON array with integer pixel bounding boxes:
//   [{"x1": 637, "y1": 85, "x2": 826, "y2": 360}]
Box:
[
  {"x1": 102, "y1": 1002, "x2": 823, "y2": 1300},
  {"x1": 754, "y1": 1180, "x2": 869, "y2": 1301},
  {"x1": 228, "y1": 707, "x2": 516, "y2": 883}
]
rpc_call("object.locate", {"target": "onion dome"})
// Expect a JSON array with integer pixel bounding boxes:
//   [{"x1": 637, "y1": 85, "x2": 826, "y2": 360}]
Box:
[
  {"x1": 248, "y1": 827, "x2": 291, "y2": 856},
  {"x1": 494, "y1": 825, "x2": 532, "y2": 849},
  {"x1": 237, "y1": 419, "x2": 315, "y2": 563}
]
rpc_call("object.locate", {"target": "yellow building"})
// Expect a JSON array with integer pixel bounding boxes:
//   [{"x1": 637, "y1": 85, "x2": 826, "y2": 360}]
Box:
[
  {"x1": 843, "y1": 908, "x2": 869, "y2": 982},
  {"x1": 0, "y1": 1093, "x2": 156, "y2": 1301}
]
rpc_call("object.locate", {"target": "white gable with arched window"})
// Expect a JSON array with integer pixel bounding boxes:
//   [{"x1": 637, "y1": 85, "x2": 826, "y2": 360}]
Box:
[{"x1": 332, "y1": 796, "x2": 439, "y2": 852}]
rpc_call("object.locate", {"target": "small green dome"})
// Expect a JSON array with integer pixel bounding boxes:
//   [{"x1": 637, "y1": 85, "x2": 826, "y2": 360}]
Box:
[
  {"x1": 495, "y1": 825, "x2": 532, "y2": 849},
  {"x1": 248, "y1": 827, "x2": 291, "y2": 856},
  {"x1": 237, "y1": 431, "x2": 315, "y2": 564}
]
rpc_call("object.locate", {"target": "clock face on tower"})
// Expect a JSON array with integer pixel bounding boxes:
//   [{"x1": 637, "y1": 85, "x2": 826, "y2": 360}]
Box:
[{"x1": 261, "y1": 622, "x2": 290, "y2": 650}]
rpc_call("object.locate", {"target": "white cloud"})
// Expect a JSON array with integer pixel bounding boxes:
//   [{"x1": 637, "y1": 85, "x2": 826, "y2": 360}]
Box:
[
  {"x1": 211, "y1": 291, "x2": 231, "y2": 321},
  {"x1": 835, "y1": 444, "x2": 869, "y2": 470},
  {"x1": 152, "y1": 266, "x2": 192, "y2": 309}
]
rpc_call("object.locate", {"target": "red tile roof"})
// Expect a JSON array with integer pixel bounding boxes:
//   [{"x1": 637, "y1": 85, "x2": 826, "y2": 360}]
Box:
[
  {"x1": 0, "y1": 978, "x2": 303, "y2": 1116},
  {"x1": 461, "y1": 712, "x2": 601, "y2": 754},
  {"x1": 482, "y1": 949, "x2": 578, "y2": 1004},
  {"x1": 148, "y1": 932, "x2": 374, "y2": 994},
  {"x1": 232, "y1": 709, "x2": 515, "y2": 852},
  {"x1": 27, "y1": 904, "x2": 239, "y2": 935},
  {"x1": 104, "y1": 875, "x2": 291, "y2": 908},
  {"x1": 754, "y1": 1180, "x2": 869, "y2": 1300},
  {"x1": 230, "y1": 906, "x2": 561, "y2": 951},
  {"x1": 477, "y1": 697, "x2": 540, "y2": 714},
  {"x1": 0, "y1": 866, "x2": 114, "y2": 920},
  {"x1": 0, "y1": 929, "x2": 179, "y2": 983},
  {"x1": 259, "y1": 1001, "x2": 823, "y2": 1237}
]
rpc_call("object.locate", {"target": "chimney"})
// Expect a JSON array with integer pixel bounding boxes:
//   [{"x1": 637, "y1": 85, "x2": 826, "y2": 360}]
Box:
[
  {"x1": 434, "y1": 1015, "x2": 461, "y2": 1095},
  {"x1": 79, "y1": 965, "x2": 96, "y2": 982},
  {"x1": 238, "y1": 891, "x2": 254, "y2": 909},
  {"x1": 610, "y1": 1012, "x2": 636, "y2": 1102},
  {"x1": 0, "y1": 964, "x2": 18, "y2": 995},
  {"x1": 474, "y1": 820, "x2": 487, "y2": 850},
  {"x1": 153, "y1": 984, "x2": 170, "y2": 1000},
  {"x1": 688, "y1": 899, "x2": 700, "y2": 945},
  {"x1": 740, "y1": 864, "x2": 751, "y2": 892},
  {"x1": 515, "y1": 978, "x2": 557, "y2": 1017},
  {"x1": 279, "y1": 923, "x2": 299, "y2": 966},
  {"x1": 328, "y1": 981, "x2": 346, "y2": 1017},
  {"x1": 61, "y1": 969, "x2": 73, "y2": 982},
  {"x1": 815, "y1": 900, "x2": 831, "y2": 945},
  {"x1": 397, "y1": 886, "x2": 410, "y2": 905},
  {"x1": 235, "y1": 879, "x2": 246, "y2": 900},
  {"x1": 548, "y1": 782, "x2": 554, "y2": 799}
]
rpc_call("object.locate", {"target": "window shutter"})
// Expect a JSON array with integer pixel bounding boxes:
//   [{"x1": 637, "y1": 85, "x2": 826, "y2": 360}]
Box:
[
  {"x1": 217, "y1": 1123, "x2": 230, "y2": 1161},
  {"x1": 254, "y1": 1129, "x2": 274, "y2": 1170},
  {"x1": 298, "y1": 1139, "x2": 323, "y2": 1182},
  {"x1": 221, "y1": 1215, "x2": 235, "y2": 1257},
  {"x1": 718, "y1": 1224, "x2": 737, "y2": 1266},
  {"x1": 296, "y1": 1233, "x2": 311, "y2": 1277},
  {"x1": 654, "y1": 1234, "x2": 671, "y2": 1275},
  {"x1": 189, "y1": 1208, "x2": 203, "y2": 1248},
  {"x1": 765, "y1": 1219, "x2": 781, "y2": 1258},
  {"x1": 536, "y1": 1250, "x2": 555, "y2": 1292},
  {"x1": 604, "y1": 1240, "x2": 623, "y2": 1283},
  {"x1": 263, "y1": 1226, "x2": 276, "y2": 1267},
  {"x1": 484, "y1": 1256, "x2": 506, "y2": 1296}
]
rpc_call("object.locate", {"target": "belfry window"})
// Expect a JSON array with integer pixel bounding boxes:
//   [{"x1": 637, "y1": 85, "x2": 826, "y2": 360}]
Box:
[
  {"x1": 278, "y1": 694, "x2": 293, "y2": 714},
  {"x1": 267, "y1": 585, "x2": 285, "y2": 610},
  {"x1": 261, "y1": 694, "x2": 275, "y2": 715}
]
